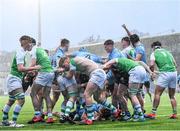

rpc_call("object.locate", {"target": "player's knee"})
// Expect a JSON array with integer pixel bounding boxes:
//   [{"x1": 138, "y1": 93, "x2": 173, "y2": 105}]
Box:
[
  {"x1": 154, "y1": 93, "x2": 161, "y2": 99},
  {"x1": 30, "y1": 89, "x2": 37, "y2": 98},
  {"x1": 128, "y1": 89, "x2": 138, "y2": 97},
  {"x1": 17, "y1": 98, "x2": 25, "y2": 106},
  {"x1": 69, "y1": 96, "x2": 76, "y2": 103},
  {"x1": 169, "y1": 94, "x2": 175, "y2": 100},
  {"x1": 7, "y1": 100, "x2": 15, "y2": 106}
]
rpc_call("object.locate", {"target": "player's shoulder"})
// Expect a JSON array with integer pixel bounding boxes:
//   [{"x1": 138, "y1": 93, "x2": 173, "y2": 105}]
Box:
[
  {"x1": 136, "y1": 44, "x2": 144, "y2": 50},
  {"x1": 135, "y1": 44, "x2": 145, "y2": 53},
  {"x1": 113, "y1": 48, "x2": 121, "y2": 53},
  {"x1": 55, "y1": 48, "x2": 64, "y2": 56},
  {"x1": 15, "y1": 47, "x2": 26, "y2": 56}
]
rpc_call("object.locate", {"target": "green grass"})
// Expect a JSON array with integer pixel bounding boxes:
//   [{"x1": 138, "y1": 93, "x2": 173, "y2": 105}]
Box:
[{"x1": 0, "y1": 93, "x2": 180, "y2": 130}]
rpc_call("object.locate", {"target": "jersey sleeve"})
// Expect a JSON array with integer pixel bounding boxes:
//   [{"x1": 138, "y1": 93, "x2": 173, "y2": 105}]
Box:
[
  {"x1": 70, "y1": 64, "x2": 76, "y2": 71},
  {"x1": 91, "y1": 54, "x2": 103, "y2": 64},
  {"x1": 115, "y1": 58, "x2": 119, "y2": 63},
  {"x1": 136, "y1": 46, "x2": 144, "y2": 55},
  {"x1": 71, "y1": 51, "x2": 78, "y2": 57},
  {"x1": 52, "y1": 50, "x2": 64, "y2": 68},
  {"x1": 111, "y1": 52, "x2": 124, "y2": 59},
  {"x1": 16, "y1": 50, "x2": 25, "y2": 65},
  {"x1": 150, "y1": 52, "x2": 155, "y2": 61},
  {"x1": 31, "y1": 47, "x2": 37, "y2": 59},
  {"x1": 129, "y1": 49, "x2": 136, "y2": 58},
  {"x1": 106, "y1": 70, "x2": 113, "y2": 80},
  {"x1": 56, "y1": 50, "x2": 64, "y2": 58}
]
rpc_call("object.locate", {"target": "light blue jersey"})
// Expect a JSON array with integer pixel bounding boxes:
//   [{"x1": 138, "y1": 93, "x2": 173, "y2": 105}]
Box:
[
  {"x1": 134, "y1": 42, "x2": 147, "y2": 63},
  {"x1": 72, "y1": 51, "x2": 103, "y2": 64},
  {"x1": 51, "y1": 48, "x2": 65, "y2": 68},
  {"x1": 108, "y1": 48, "x2": 125, "y2": 60},
  {"x1": 107, "y1": 48, "x2": 125, "y2": 84}
]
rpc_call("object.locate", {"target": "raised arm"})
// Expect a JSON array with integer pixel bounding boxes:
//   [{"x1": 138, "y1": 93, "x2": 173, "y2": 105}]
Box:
[{"x1": 122, "y1": 24, "x2": 132, "y2": 37}]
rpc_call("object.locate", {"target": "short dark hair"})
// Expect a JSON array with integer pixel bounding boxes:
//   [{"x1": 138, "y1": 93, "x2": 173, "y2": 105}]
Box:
[
  {"x1": 151, "y1": 41, "x2": 162, "y2": 49},
  {"x1": 19, "y1": 35, "x2": 31, "y2": 42},
  {"x1": 130, "y1": 34, "x2": 140, "y2": 44},
  {"x1": 61, "y1": 38, "x2": 70, "y2": 46},
  {"x1": 121, "y1": 36, "x2": 130, "y2": 45},
  {"x1": 31, "y1": 37, "x2": 36, "y2": 45},
  {"x1": 44, "y1": 49, "x2": 49, "y2": 54},
  {"x1": 104, "y1": 39, "x2": 114, "y2": 45}
]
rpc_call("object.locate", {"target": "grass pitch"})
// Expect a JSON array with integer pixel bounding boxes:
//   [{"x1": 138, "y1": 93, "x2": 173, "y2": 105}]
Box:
[{"x1": 0, "y1": 93, "x2": 180, "y2": 130}]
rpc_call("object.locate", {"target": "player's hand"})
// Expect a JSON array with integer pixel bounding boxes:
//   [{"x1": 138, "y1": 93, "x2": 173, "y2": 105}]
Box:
[
  {"x1": 126, "y1": 53, "x2": 131, "y2": 59},
  {"x1": 57, "y1": 67, "x2": 65, "y2": 73},
  {"x1": 105, "y1": 80, "x2": 109, "y2": 86},
  {"x1": 80, "y1": 83, "x2": 87, "y2": 88},
  {"x1": 27, "y1": 71, "x2": 36, "y2": 77},
  {"x1": 102, "y1": 59, "x2": 108, "y2": 64},
  {"x1": 27, "y1": 71, "x2": 34, "y2": 74},
  {"x1": 24, "y1": 75, "x2": 29, "y2": 82},
  {"x1": 150, "y1": 72, "x2": 156, "y2": 81},
  {"x1": 34, "y1": 65, "x2": 41, "y2": 70},
  {"x1": 122, "y1": 24, "x2": 126, "y2": 28},
  {"x1": 102, "y1": 64, "x2": 107, "y2": 70}
]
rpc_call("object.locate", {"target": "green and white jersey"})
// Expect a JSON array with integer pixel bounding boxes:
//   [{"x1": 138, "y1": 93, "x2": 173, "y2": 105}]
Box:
[
  {"x1": 150, "y1": 48, "x2": 176, "y2": 72},
  {"x1": 115, "y1": 58, "x2": 139, "y2": 73},
  {"x1": 31, "y1": 47, "x2": 53, "y2": 72},
  {"x1": 10, "y1": 47, "x2": 26, "y2": 79}
]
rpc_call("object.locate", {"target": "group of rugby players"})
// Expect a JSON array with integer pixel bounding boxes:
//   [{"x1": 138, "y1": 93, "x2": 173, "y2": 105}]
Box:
[{"x1": 1, "y1": 24, "x2": 178, "y2": 127}]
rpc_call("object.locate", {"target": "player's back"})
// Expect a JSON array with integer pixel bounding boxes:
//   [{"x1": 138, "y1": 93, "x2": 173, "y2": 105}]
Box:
[{"x1": 154, "y1": 48, "x2": 176, "y2": 72}]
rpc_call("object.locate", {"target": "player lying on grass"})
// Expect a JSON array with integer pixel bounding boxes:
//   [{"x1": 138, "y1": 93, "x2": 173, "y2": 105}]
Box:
[{"x1": 69, "y1": 103, "x2": 112, "y2": 121}]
